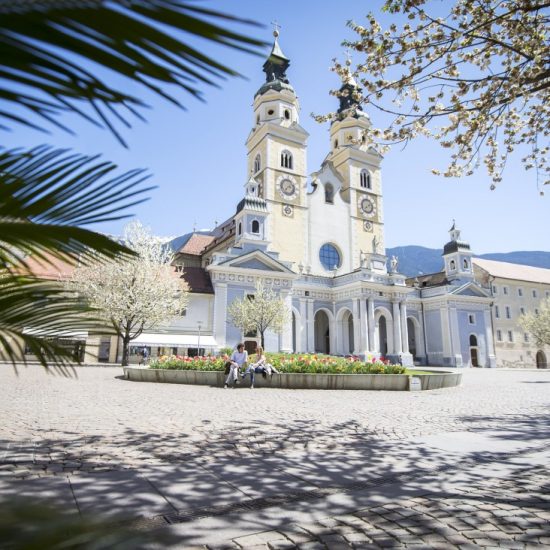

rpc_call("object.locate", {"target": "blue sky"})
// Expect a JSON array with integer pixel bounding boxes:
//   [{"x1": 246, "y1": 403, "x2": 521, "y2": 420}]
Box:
[{"x1": 9, "y1": 0, "x2": 549, "y2": 254}]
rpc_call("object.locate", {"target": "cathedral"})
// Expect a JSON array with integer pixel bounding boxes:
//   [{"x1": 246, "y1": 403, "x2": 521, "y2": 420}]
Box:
[{"x1": 128, "y1": 32, "x2": 497, "y2": 368}]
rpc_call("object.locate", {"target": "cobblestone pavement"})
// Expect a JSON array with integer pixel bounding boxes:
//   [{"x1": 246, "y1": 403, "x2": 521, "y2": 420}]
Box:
[{"x1": 0, "y1": 366, "x2": 549, "y2": 548}]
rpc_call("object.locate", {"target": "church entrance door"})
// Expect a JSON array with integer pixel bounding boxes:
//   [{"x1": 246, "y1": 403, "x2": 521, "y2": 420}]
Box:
[
  {"x1": 314, "y1": 310, "x2": 330, "y2": 354},
  {"x1": 378, "y1": 317, "x2": 388, "y2": 356},
  {"x1": 469, "y1": 334, "x2": 479, "y2": 367},
  {"x1": 536, "y1": 350, "x2": 547, "y2": 369}
]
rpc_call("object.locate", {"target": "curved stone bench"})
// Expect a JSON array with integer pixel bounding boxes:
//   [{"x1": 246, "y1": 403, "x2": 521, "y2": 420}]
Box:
[{"x1": 123, "y1": 367, "x2": 461, "y2": 391}]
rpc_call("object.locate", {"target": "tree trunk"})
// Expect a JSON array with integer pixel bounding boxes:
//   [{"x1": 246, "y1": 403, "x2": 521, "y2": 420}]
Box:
[
  {"x1": 121, "y1": 333, "x2": 131, "y2": 366},
  {"x1": 260, "y1": 330, "x2": 265, "y2": 348}
]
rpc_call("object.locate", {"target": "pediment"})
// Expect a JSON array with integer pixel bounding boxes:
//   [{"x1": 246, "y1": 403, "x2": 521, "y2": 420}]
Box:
[
  {"x1": 449, "y1": 282, "x2": 490, "y2": 297},
  {"x1": 219, "y1": 250, "x2": 294, "y2": 274}
]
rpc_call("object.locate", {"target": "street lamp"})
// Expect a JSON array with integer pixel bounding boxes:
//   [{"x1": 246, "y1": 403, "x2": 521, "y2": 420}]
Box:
[{"x1": 197, "y1": 321, "x2": 203, "y2": 356}]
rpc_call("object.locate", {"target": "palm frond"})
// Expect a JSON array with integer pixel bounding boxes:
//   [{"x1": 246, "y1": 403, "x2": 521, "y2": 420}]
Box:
[
  {"x1": 0, "y1": 145, "x2": 154, "y2": 269},
  {"x1": 0, "y1": 274, "x2": 110, "y2": 372},
  {"x1": 0, "y1": 0, "x2": 266, "y2": 144}
]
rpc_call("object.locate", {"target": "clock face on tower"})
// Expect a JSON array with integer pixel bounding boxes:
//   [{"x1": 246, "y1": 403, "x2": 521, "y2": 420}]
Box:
[
  {"x1": 277, "y1": 176, "x2": 298, "y2": 200},
  {"x1": 358, "y1": 196, "x2": 376, "y2": 217},
  {"x1": 281, "y1": 178, "x2": 295, "y2": 196}
]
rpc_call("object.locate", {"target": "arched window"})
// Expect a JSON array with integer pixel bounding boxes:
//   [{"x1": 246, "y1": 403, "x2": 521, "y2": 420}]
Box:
[
  {"x1": 251, "y1": 220, "x2": 260, "y2": 234},
  {"x1": 463, "y1": 258, "x2": 469, "y2": 269},
  {"x1": 238, "y1": 222, "x2": 242, "y2": 236},
  {"x1": 284, "y1": 109, "x2": 290, "y2": 120},
  {"x1": 469, "y1": 334, "x2": 478, "y2": 346},
  {"x1": 254, "y1": 154, "x2": 261, "y2": 173},
  {"x1": 325, "y1": 183, "x2": 334, "y2": 203},
  {"x1": 360, "y1": 169, "x2": 371, "y2": 189},
  {"x1": 281, "y1": 150, "x2": 293, "y2": 170},
  {"x1": 450, "y1": 260, "x2": 456, "y2": 270}
]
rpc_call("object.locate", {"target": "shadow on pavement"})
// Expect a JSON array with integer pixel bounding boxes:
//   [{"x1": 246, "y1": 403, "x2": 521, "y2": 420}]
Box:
[{"x1": 1, "y1": 408, "x2": 549, "y2": 547}]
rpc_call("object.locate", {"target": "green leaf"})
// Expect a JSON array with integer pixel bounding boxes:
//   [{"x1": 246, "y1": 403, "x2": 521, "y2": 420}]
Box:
[
  {"x1": 0, "y1": 274, "x2": 111, "y2": 373},
  {"x1": 0, "y1": 0, "x2": 267, "y2": 144},
  {"x1": 0, "y1": 145, "x2": 153, "y2": 269}
]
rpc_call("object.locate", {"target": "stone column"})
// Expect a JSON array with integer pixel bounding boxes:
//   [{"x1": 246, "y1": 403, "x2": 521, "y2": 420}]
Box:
[
  {"x1": 449, "y1": 306, "x2": 462, "y2": 366},
  {"x1": 307, "y1": 300, "x2": 315, "y2": 352},
  {"x1": 400, "y1": 302, "x2": 409, "y2": 353},
  {"x1": 359, "y1": 297, "x2": 368, "y2": 354},
  {"x1": 484, "y1": 308, "x2": 497, "y2": 368},
  {"x1": 352, "y1": 298, "x2": 361, "y2": 355},
  {"x1": 280, "y1": 291, "x2": 293, "y2": 353},
  {"x1": 213, "y1": 282, "x2": 227, "y2": 348},
  {"x1": 400, "y1": 301, "x2": 414, "y2": 366},
  {"x1": 392, "y1": 301, "x2": 402, "y2": 354},
  {"x1": 367, "y1": 297, "x2": 375, "y2": 354},
  {"x1": 299, "y1": 298, "x2": 307, "y2": 352}
]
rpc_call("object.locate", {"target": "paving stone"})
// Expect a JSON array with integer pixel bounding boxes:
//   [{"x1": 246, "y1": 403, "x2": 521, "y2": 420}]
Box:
[
  {"x1": 295, "y1": 543, "x2": 325, "y2": 550},
  {"x1": 267, "y1": 540, "x2": 296, "y2": 550},
  {"x1": 1, "y1": 367, "x2": 549, "y2": 550},
  {"x1": 343, "y1": 533, "x2": 371, "y2": 543}
]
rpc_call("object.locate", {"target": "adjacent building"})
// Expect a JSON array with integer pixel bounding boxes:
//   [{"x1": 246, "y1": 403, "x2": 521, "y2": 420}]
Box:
[{"x1": 473, "y1": 258, "x2": 550, "y2": 368}]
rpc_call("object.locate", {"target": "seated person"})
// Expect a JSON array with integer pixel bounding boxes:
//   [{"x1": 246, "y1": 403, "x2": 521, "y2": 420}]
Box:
[
  {"x1": 224, "y1": 343, "x2": 248, "y2": 388},
  {"x1": 242, "y1": 346, "x2": 279, "y2": 388}
]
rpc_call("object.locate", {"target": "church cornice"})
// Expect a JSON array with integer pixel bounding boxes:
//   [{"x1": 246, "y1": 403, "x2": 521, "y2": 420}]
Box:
[
  {"x1": 247, "y1": 122, "x2": 309, "y2": 149},
  {"x1": 330, "y1": 147, "x2": 382, "y2": 167}
]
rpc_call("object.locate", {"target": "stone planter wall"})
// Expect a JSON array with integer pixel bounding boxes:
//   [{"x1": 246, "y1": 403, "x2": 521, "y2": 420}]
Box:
[{"x1": 123, "y1": 367, "x2": 462, "y2": 391}]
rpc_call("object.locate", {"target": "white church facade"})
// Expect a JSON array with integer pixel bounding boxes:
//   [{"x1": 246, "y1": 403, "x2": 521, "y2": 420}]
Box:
[{"x1": 129, "y1": 33, "x2": 498, "y2": 368}]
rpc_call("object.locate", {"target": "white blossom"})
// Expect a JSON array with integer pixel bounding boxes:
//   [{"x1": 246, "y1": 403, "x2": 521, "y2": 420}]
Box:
[
  {"x1": 227, "y1": 280, "x2": 290, "y2": 348},
  {"x1": 70, "y1": 221, "x2": 189, "y2": 365},
  {"x1": 519, "y1": 297, "x2": 550, "y2": 347},
  {"x1": 320, "y1": 0, "x2": 549, "y2": 189}
]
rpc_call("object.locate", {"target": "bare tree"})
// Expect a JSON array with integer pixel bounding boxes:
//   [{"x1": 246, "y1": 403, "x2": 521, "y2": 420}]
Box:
[{"x1": 71, "y1": 222, "x2": 189, "y2": 365}]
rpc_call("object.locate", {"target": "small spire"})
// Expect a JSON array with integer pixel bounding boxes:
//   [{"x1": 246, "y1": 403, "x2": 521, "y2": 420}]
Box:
[
  {"x1": 449, "y1": 218, "x2": 456, "y2": 231},
  {"x1": 336, "y1": 54, "x2": 364, "y2": 118},
  {"x1": 262, "y1": 24, "x2": 290, "y2": 83}
]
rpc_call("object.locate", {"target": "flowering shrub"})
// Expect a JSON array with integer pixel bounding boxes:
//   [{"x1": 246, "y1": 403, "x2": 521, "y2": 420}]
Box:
[
  {"x1": 265, "y1": 353, "x2": 405, "y2": 374},
  {"x1": 149, "y1": 355, "x2": 226, "y2": 371},
  {"x1": 149, "y1": 353, "x2": 405, "y2": 374}
]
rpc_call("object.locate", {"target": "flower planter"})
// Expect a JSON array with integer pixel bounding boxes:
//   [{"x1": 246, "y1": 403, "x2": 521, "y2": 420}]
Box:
[{"x1": 123, "y1": 367, "x2": 461, "y2": 391}]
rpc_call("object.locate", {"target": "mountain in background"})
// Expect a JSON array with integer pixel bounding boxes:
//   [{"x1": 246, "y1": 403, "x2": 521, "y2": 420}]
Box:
[{"x1": 385, "y1": 246, "x2": 550, "y2": 278}]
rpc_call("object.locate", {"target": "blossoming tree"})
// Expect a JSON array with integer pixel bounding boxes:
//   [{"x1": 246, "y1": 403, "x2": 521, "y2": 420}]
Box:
[
  {"x1": 227, "y1": 280, "x2": 290, "y2": 349},
  {"x1": 71, "y1": 221, "x2": 189, "y2": 365},
  {"x1": 324, "y1": 0, "x2": 549, "y2": 188},
  {"x1": 519, "y1": 297, "x2": 550, "y2": 347}
]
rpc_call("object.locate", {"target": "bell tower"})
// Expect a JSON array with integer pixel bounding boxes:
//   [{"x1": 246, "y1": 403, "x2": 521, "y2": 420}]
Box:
[
  {"x1": 443, "y1": 221, "x2": 475, "y2": 282},
  {"x1": 328, "y1": 67, "x2": 385, "y2": 270},
  {"x1": 245, "y1": 29, "x2": 309, "y2": 269}
]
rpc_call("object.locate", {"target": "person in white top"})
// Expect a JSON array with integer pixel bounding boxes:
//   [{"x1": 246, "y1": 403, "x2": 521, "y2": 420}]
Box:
[{"x1": 224, "y1": 343, "x2": 248, "y2": 388}]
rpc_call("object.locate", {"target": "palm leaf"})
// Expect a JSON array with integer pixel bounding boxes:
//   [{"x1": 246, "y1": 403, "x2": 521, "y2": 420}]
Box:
[
  {"x1": 0, "y1": 145, "x2": 154, "y2": 270},
  {"x1": 0, "y1": 274, "x2": 110, "y2": 372},
  {"x1": 0, "y1": 0, "x2": 266, "y2": 144}
]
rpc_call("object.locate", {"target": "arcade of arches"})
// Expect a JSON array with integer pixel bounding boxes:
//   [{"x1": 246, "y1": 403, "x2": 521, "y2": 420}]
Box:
[{"x1": 294, "y1": 301, "x2": 421, "y2": 358}]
